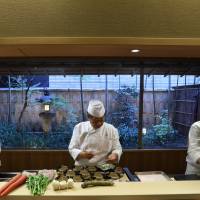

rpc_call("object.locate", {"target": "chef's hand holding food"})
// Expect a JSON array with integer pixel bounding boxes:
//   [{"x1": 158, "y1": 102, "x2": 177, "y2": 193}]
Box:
[
  {"x1": 106, "y1": 153, "x2": 118, "y2": 164},
  {"x1": 77, "y1": 151, "x2": 95, "y2": 160}
]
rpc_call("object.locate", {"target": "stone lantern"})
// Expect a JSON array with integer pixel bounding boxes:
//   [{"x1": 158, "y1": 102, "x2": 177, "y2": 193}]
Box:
[{"x1": 38, "y1": 89, "x2": 55, "y2": 133}]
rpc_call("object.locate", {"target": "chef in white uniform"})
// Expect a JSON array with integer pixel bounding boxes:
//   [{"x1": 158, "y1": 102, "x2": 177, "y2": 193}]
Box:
[
  {"x1": 69, "y1": 100, "x2": 122, "y2": 166},
  {"x1": 186, "y1": 121, "x2": 200, "y2": 174}
]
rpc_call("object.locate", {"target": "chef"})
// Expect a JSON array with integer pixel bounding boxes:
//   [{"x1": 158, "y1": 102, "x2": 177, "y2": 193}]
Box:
[
  {"x1": 68, "y1": 100, "x2": 122, "y2": 166},
  {"x1": 186, "y1": 121, "x2": 200, "y2": 174}
]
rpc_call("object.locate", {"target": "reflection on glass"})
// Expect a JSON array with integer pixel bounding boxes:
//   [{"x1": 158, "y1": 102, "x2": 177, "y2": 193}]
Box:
[
  {"x1": 142, "y1": 75, "x2": 193, "y2": 149},
  {"x1": 106, "y1": 75, "x2": 139, "y2": 149},
  {"x1": 0, "y1": 74, "x2": 196, "y2": 149}
]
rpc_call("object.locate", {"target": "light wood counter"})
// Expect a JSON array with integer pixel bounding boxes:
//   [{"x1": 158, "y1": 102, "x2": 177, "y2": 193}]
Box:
[{"x1": 1, "y1": 181, "x2": 200, "y2": 200}]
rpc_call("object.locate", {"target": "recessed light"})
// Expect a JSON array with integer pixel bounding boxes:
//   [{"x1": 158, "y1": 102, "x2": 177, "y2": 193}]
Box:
[{"x1": 131, "y1": 49, "x2": 140, "y2": 53}]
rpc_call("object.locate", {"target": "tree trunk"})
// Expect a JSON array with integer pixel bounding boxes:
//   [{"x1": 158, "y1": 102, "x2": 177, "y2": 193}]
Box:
[{"x1": 17, "y1": 81, "x2": 32, "y2": 131}]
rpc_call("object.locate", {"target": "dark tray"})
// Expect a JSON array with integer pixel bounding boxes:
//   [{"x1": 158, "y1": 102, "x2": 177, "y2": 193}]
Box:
[{"x1": 174, "y1": 174, "x2": 200, "y2": 181}]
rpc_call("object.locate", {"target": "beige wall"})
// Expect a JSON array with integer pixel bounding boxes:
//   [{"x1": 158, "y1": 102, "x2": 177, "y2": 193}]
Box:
[{"x1": 0, "y1": 0, "x2": 200, "y2": 37}]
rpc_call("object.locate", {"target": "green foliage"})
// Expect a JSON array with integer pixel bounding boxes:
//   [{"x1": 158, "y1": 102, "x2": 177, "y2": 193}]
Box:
[
  {"x1": 108, "y1": 86, "x2": 138, "y2": 148},
  {"x1": 117, "y1": 124, "x2": 137, "y2": 149},
  {"x1": 153, "y1": 110, "x2": 177, "y2": 144},
  {"x1": 143, "y1": 110, "x2": 186, "y2": 148},
  {"x1": 0, "y1": 122, "x2": 23, "y2": 148},
  {"x1": 23, "y1": 133, "x2": 47, "y2": 149},
  {"x1": 0, "y1": 122, "x2": 47, "y2": 149},
  {"x1": 0, "y1": 124, "x2": 73, "y2": 149},
  {"x1": 51, "y1": 96, "x2": 67, "y2": 110},
  {"x1": 108, "y1": 86, "x2": 138, "y2": 127}
]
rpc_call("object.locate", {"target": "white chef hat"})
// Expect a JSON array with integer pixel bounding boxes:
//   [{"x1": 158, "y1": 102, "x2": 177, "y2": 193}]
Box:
[{"x1": 87, "y1": 100, "x2": 105, "y2": 118}]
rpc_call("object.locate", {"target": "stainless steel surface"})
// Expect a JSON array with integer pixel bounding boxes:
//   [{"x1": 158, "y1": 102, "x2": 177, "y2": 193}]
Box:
[{"x1": 0, "y1": 172, "x2": 19, "y2": 182}]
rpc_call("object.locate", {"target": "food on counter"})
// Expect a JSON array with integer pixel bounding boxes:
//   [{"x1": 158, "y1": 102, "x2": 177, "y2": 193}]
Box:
[
  {"x1": 55, "y1": 172, "x2": 68, "y2": 181},
  {"x1": 25, "y1": 169, "x2": 56, "y2": 195},
  {"x1": 56, "y1": 174, "x2": 68, "y2": 182},
  {"x1": 108, "y1": 172, "x2": 119, "y2": 180},
  {"x1": 52, "y1": 180, "x2": 60, "y2": 190},
  {"x1": 93, "y1": 172, "x2": 104, "y2": 180},
  {"x1": 52, "y1": 178, "x2": 74, "y2": 191},
  {"x1": 38, "y1": 169, "x2": 56, "y2": 181},
  {"x1": 81, "y1": 173, "x2": 91, "y2": 180},
  {"x1": 80, "y1": 169, "x2": 89, "y2": 175},
  {"x1": 57, "y1": 164, "x2": 124, "y2": 182},
  {"x1": 73, "y1": 166, "x2": 83, "y2": 173},
  {"x1": 26, "y1": 175, "x2": 49, "y2": 196},
  {"x1": 81, "y1": 180, "x2": 114, "y2": 188},
  {"x1": 97, "y1": 163, "x2": 115, "y2": 171},
  {"x1": 0, "y1": 174, "x2": 21, "y2": 195},
  {"x1": 66, "y1": 169, "x2": 75, "y2": 178},
  {"x1": 67, "y1": 178, "x2": 74, "y2": 189},
  {"x1": 52, "y1": 180, "x2": 67, "y2": 190},
  {"x1": 73, "y1": 175, "x2": 83, "y2": 182},
  {"x1": 87, "y1": 166, "x2": 97, "y2": 173},
  {"x1": 0, "y1": 174, "x2": 27, "y2": 197},
  {"x1": 22, "y1": 171, "x2": 37, "y2": 177},
  {"x1": 58, "y1": 165, "x2": 68, "y2": 173}
]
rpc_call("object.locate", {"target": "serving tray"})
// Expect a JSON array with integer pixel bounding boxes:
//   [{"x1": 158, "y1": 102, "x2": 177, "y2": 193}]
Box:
[{"x1": 135, "y1": 171, "x2": 171, "y2": 182}]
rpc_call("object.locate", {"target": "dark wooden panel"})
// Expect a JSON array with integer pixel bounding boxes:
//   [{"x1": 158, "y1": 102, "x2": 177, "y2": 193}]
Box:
[
  {"x1": 0, "y1": 150, "x2": 74, "y2": 171},
  {"x1": 120, "y1": 149, "x2": 187, "y2": 174},
  {"x1": 172, "y1": 85, "x2": 200, "y2": 135},
  {"x1": 1, "y1": 58, "x2": 200, "y2": 75},
  {"x1": 0, "y1": 149, "x2": 187, "y2": 174}
]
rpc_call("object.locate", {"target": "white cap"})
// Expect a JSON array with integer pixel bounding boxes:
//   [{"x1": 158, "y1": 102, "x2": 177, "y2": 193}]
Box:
[{"x1": 87, "y1": 100, "x2": 105, "y2": 118}]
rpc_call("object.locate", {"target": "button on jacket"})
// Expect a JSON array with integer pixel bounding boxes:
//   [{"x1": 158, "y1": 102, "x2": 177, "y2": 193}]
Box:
[
  {"x1": 186, "y1": 121, "x2": 200, "y2": 174},
  {"x1": 68, "y1": 121, "x2": 122, "y2": 166}
]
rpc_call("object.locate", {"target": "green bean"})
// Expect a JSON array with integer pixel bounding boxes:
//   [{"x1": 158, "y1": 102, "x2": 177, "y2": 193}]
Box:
[{"x1": 26, "y1": 175, "x2": 50, "y2": 196}]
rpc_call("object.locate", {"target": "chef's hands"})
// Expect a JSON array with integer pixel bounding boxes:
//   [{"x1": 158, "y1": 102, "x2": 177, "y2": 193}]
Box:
[
  {"x1": 77, "y1": 151, "x2": 118, "y2": 163},
  {"x1": 77, "y1": 151, "x2": 94, "y2": 160},
  {"x1": 106, "y1": 153, "x2": 118, "y2": 164}
]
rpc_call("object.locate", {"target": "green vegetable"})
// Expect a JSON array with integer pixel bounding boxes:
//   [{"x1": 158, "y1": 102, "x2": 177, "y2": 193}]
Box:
[
  {"x1": 26, "y1": 175, "x2": 50, "y2": 196},
  {"x1": 97, "y1": 163, "x2": 115, "y2": 171}
]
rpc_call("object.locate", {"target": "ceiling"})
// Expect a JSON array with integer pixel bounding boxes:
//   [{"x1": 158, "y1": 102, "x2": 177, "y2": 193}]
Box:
[
  {"x1": 2, "y1": 44, "x2": 200, "y2": 58},
  {"x1": 1, "y1": 1, "x2": 200, "y2": 75},
  {"x1": 1, "y1": 1, "x2": 200, "y2": 38},
  {"x1": 1, "y1": 38, "x2": 200, "y2": 75}
]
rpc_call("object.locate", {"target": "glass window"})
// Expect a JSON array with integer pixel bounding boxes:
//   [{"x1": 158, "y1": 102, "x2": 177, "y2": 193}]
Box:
[
  {"x1": 106, "y1": 75, "x2": 139, "y2": 149},
  {"x1": 0, "y1": 74, "x2": 196, "y2": 149},
  {"x1": 142, "y1": 75, "x2": 195, "y2": 149},
  {"x1": 0, "y1": 75, "x2": 78, "y2": 149}
]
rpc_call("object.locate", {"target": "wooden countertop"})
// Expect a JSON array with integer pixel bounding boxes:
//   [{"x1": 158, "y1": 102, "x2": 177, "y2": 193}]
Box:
[{"x1": 1, "y1": 181, "x2": 200, "y2": 200}]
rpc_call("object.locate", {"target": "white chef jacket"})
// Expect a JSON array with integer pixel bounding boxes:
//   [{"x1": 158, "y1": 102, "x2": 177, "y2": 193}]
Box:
[
  {"x1": 186, "y1": 121, "x2": 200, "y2": 174},
  {"x1": 68, "y1": 121, "x2": 122, "y2": 166}
]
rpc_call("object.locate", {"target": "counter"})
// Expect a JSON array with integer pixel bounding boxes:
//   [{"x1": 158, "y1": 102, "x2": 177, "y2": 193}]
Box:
[{"x1": 1, "y1": 181, "x2": 200, "y2": 200}]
